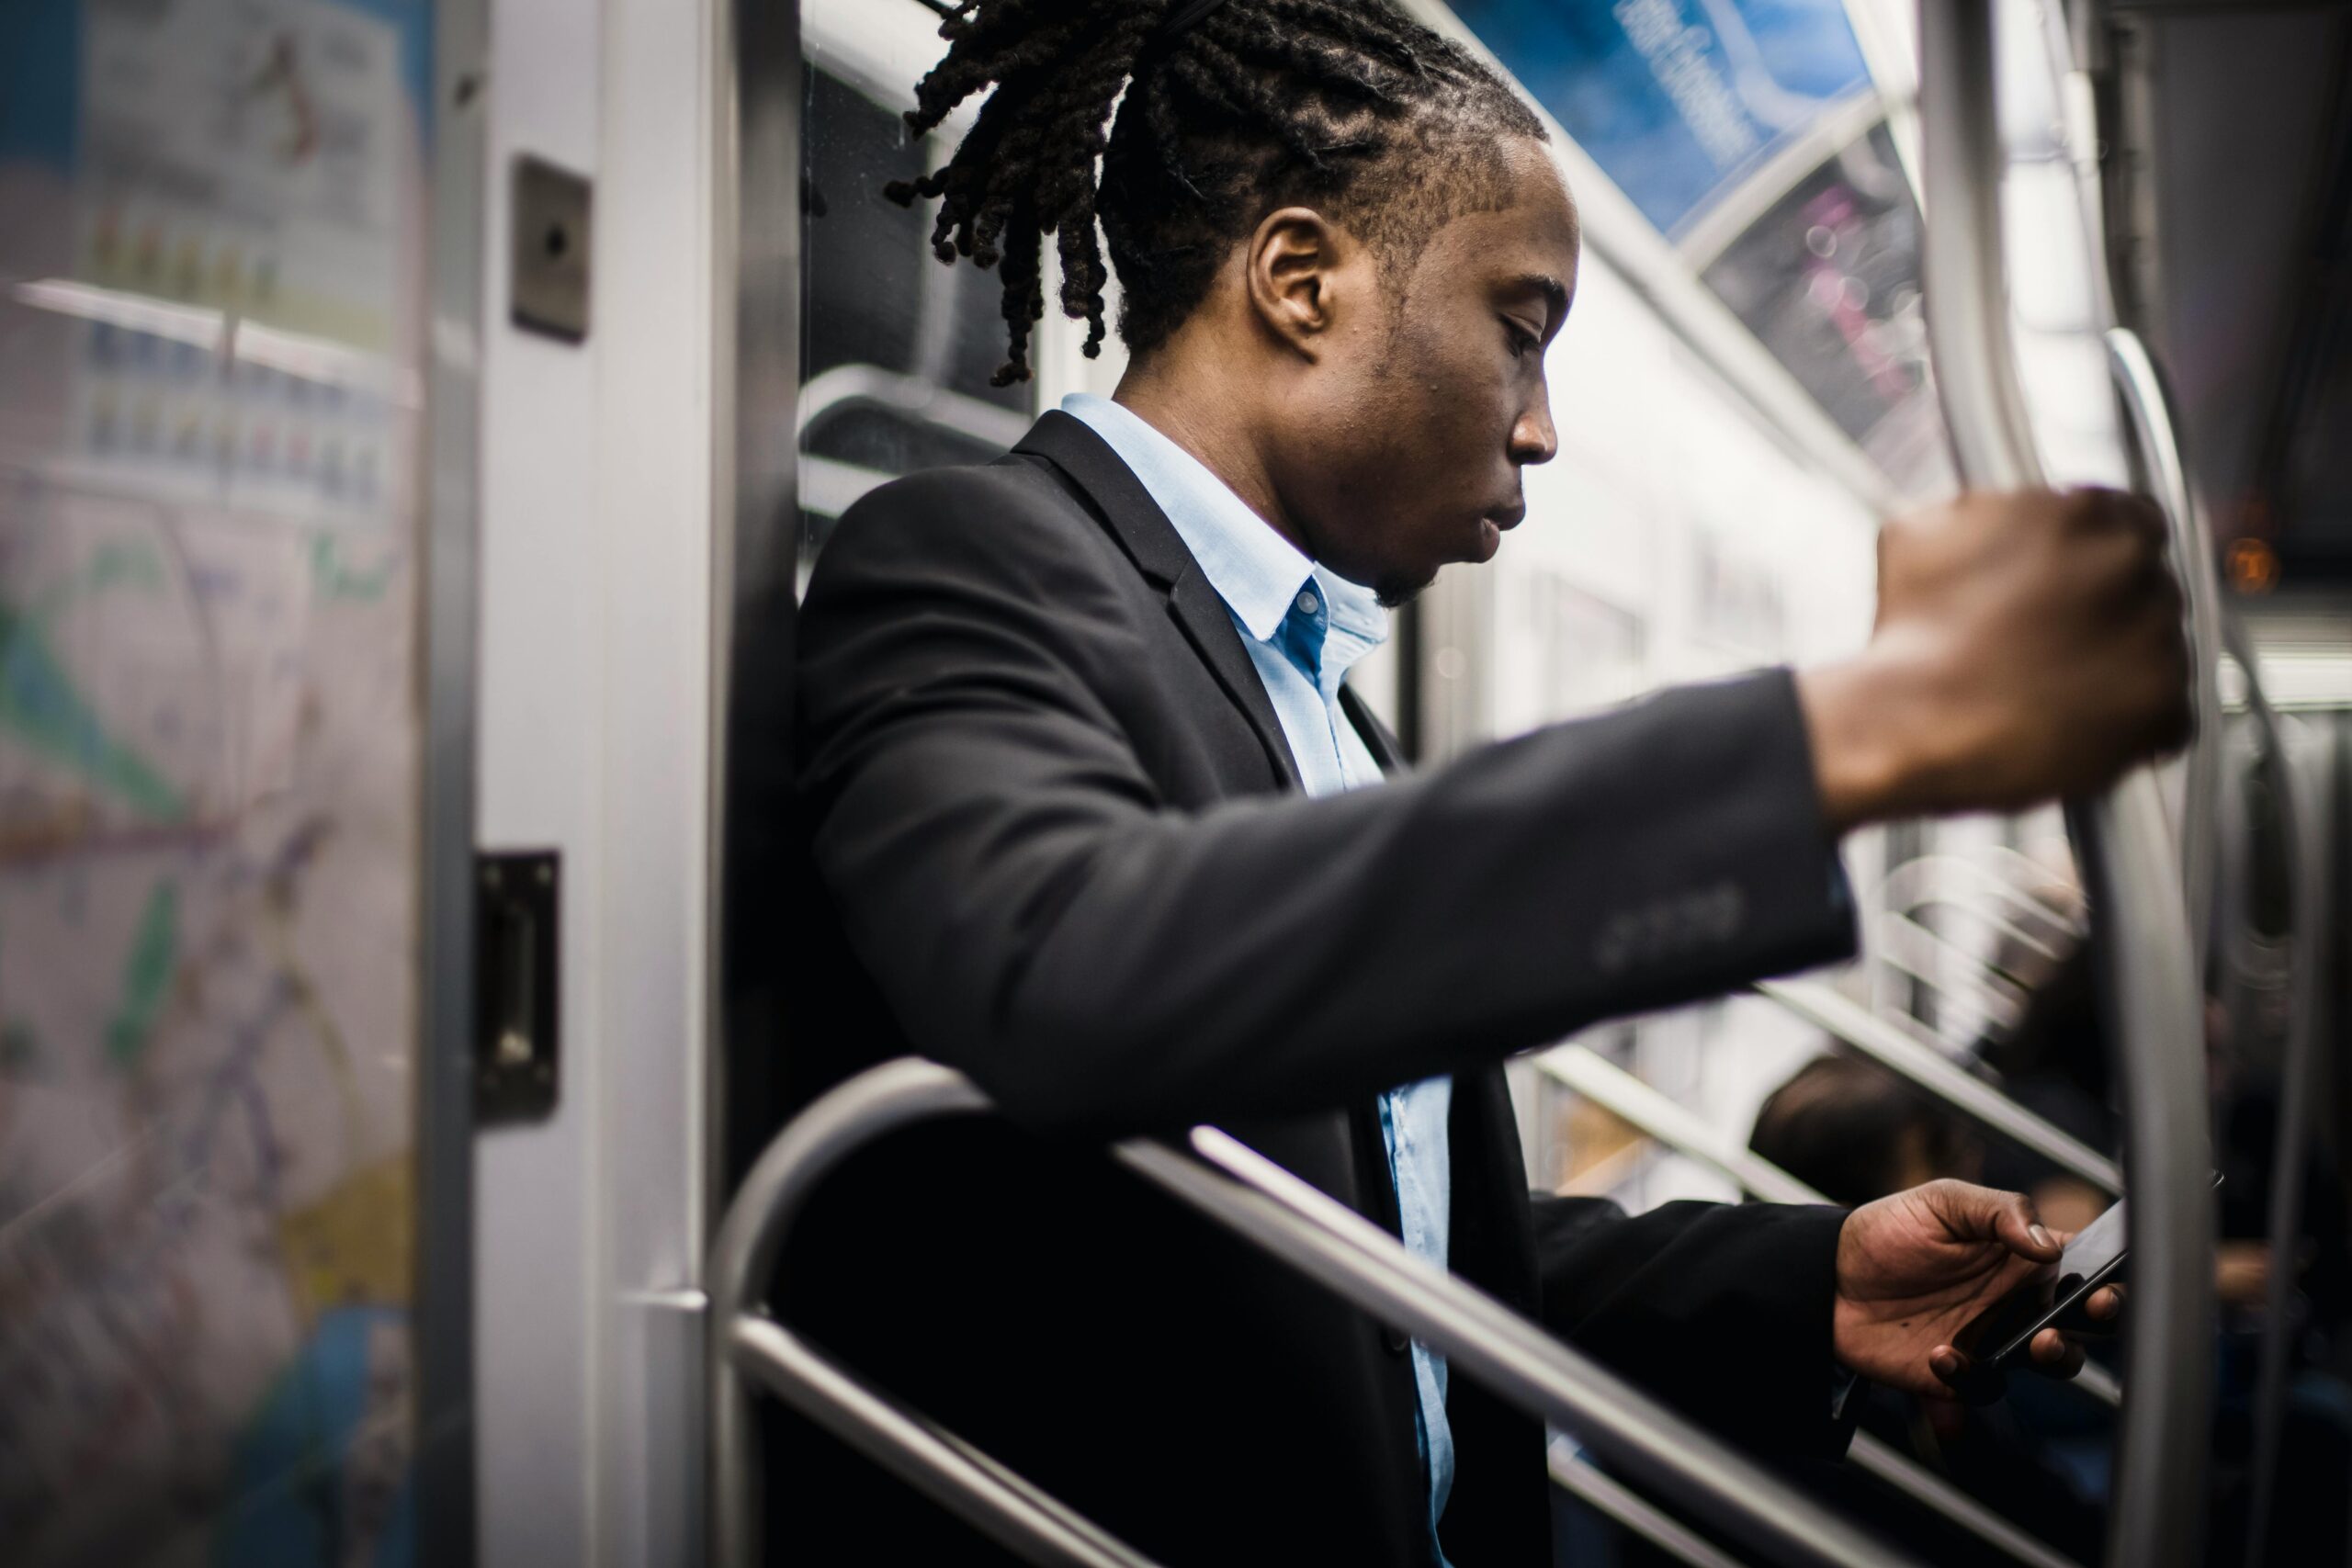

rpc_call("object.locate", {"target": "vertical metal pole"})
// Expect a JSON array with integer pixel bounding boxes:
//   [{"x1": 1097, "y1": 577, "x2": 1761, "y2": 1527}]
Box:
[
  {"x1": 417, "y1": 0, "x2": 492, "y2": 1562},
  {"x1": 708, "y1": 0, "x2": 802, "y2": 1555},
  {"x1": 2244, "y1": 694, "x2": 2326, "y2": 1568},
  {"x1": 2106, "y1": 329, "x2": 2224, "y2": 973},
  {"x1": 1915, "y1": 5, "x2": 2215, "y2": 1566}
]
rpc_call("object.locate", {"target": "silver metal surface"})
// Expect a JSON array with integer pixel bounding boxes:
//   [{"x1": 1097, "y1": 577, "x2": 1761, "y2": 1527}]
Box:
[
  {"x1": 417, "y1": 0, "x2": 490, "y2": 1559},
  {"x1": 1848, "y1": 1435, "x2": 2085, "y2": 1568},
  {"x1": 797, "y1": 362, "x2": 1035, "y2": 450},
  {"x1": 2244, "y1": 699, "x2": 2325, "y2": 1568},
  {"x1": 2107, "y1": 328, "x2": 2224, "y2": 967},
  {"x1": 1877, "y1": 852, "x2": 2082, "y2": 964},
  {"x1": 2059, "y1": 780, "x2": 2216, "y2": 1568},
  {"x1": 1549, "y1": 1445, "x2": 1748, "y2": 1568},
  {"x1": 1755, "y1": 980, "x2": 2122, "y2": 1192},
  {"x1": 1871, "y1": 908, "x2": 2030, "y2": 1032},
  {"x1": 2108, "y1": 92, "x2": 2315, "y2": 1547},
  {"x1": 706, "y1": 0, "x2": 803, "y2": 1552},
  {"x1": 728, "y1": 1314, "x2": 1161, "y2": 1568},
  {"x1": 1917, "y1": 0, "x2": 2046, "y2": 494},
  {"x1": 1918, "y1": 7, "x2": 2219, "y2": 1564},
  {"x1": 707, "y1": 1061, "x2": 1130, "y2": 1566},
  {"x1": 1124, "y1": 1126, "x2": 1921, "y2": 1568}
]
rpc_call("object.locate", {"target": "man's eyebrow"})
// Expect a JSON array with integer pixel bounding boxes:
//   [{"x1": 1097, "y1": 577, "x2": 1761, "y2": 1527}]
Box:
[{"x1": 1501, "y1": 272, "x2": 1572, "y2": 330}]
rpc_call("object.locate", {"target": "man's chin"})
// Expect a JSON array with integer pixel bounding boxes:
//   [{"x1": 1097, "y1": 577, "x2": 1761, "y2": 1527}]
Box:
[{"x1": 1374, "y1": 570, "x2": 1438, "y2": 610}]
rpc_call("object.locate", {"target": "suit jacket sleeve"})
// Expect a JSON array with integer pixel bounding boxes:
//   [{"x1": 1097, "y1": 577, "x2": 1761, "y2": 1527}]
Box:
[
  {"x1": 795, "y1": 466, "x2": 1858, "y2": 1134},
  {"x1": 1531, "y1": 1194, "x2": 1857, "y2": 1461}
]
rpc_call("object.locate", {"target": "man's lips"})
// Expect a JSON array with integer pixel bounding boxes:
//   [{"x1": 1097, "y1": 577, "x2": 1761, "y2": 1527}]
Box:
[{"x1": 1486, "y1": 502, "x2": 1527, "y2": 530}]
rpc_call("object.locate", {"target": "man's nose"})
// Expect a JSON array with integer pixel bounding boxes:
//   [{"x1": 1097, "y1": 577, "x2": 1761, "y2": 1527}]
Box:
[{"x1": 1510, "y1": 388, "x2": 1557, "y2": 466}]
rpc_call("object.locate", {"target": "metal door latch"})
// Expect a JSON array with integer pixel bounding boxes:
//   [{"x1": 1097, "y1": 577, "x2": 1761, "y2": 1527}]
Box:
[{"x1": 476, "y1": 850, "x2": 560, "y2": 1123}]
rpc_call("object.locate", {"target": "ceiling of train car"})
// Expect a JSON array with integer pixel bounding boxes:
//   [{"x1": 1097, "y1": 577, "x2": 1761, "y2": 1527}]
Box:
[{"x1": 2120, "y1": 0, "x2": 2352, "y2": 590}]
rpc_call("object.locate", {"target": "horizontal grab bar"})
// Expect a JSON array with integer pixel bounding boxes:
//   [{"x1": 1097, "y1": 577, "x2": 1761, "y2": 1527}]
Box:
[
  {"x1": 709, "y1": 1058, "x2": 1922, "y2": 1568},
  {"x1": 1754, "y1": 979, "x2": 2122, "y2": 1194}
]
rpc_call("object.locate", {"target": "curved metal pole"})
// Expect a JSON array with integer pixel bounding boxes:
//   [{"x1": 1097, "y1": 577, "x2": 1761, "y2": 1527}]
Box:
[
  {"x1": 2109, "y1": 333, "x2": 2312, "y2": 1568},
  {"x1": 708, "y1": 1060, "x2": 1918, "y2": 1568},
  {"x1": 1873, "y1": 908, "x2": 2030, "y2": 1032},
  {"x1": 1118, "y1": 1125, "x2": 1921, "y2": 1568},
  {"x1": 1917, "y1": 6, "x2": 2216, "y2": 1568},
  {"x1": 2244, "y1": 700, "x2": 2323, "y2": 1568},
  {"x1": 1757, "y1": 979, "x2": 2123, "y2": 1194},
  {"x1": 2108, "y1": 328, "x2": 2225, "y2": 971},
  {"x1": 1877, "y1": 854, "x2": 2085, "y2": 954},
  {"x1": 705, "y1": 1061, "x2": 1159, "y2": 1568}
]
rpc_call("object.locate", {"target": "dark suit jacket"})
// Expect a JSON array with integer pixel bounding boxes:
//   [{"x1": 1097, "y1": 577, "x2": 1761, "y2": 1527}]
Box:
[{"x1": 777, "y1": 411, "x2": 1860, "y2": 1565}]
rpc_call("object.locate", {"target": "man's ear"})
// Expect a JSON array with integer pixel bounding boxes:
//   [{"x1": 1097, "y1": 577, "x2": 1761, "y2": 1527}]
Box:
[{"x1": 1244, "y1": 206, "x2": 1352, "y2": 358}]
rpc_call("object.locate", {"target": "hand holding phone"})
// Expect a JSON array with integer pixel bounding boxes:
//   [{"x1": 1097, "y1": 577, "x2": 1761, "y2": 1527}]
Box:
[
  {"x1": 1944, "y1": 1174, "x2": 2218, "y2": 1402},
  {"x1": 1949, "y1": 1197, "x2": 2130, "y2": 1396},
  {"x1": 1833, "y1": 1179, "x2": 2127, "y2": 1402}
]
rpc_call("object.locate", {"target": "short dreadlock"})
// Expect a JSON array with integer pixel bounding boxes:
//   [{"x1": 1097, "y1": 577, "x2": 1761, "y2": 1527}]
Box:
[{"x1": 886, "y1": 0, "x2": 1549, "y2": 385}]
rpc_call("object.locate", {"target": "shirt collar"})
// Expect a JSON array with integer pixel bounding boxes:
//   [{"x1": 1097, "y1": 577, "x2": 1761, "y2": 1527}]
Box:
[{"x1": 1060, "y1": 393, "x2": 1387, "y2": 658}]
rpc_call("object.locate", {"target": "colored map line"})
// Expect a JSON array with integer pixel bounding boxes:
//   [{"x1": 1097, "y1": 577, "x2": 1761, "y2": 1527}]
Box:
[
  {"x1": 105, "y1": 882, "x2": 178, "y2": 1071},
  {"x1": 311, "y1": 536, "x2": 395, "y2": 604},
  {"x1": 0, "y1": 597, "x2": 187, "y2": 822}
]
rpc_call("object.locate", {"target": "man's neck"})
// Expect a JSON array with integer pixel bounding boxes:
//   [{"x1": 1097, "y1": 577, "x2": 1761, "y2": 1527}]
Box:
[{"x1": 1111, "y1": 365, "x2": 1307, "y2": 558}]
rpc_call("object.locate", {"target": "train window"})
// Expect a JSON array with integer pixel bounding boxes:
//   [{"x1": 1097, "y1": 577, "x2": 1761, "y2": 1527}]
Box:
[{"x1": 797, "y1": 44, "x2": 1033, "y2": 573}]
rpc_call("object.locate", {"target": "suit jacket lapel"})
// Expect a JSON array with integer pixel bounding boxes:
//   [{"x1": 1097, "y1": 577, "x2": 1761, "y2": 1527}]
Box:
[
  {"x1": 1167, "y1": 565, "x2": 1302, "y2": 791},
  {"x1": 1013, "y1": 412, "x2": 1301, "y2": 792}
]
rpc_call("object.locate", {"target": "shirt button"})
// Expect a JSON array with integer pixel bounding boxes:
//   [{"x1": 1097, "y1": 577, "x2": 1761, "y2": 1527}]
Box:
[{"x1": 1296, "y1": 590, "x2": 1319, "y2": 615}]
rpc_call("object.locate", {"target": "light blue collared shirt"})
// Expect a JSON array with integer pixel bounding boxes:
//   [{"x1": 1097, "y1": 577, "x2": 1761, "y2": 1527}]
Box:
[{"x1": 1062, "y1": 393, "x2": 1458, "y2": 1565}]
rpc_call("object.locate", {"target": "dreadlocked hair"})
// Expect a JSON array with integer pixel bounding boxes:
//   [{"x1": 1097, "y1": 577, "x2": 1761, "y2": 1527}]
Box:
[{"x1": 885, "y1": 0, "x2": 1548, "y2": 385}]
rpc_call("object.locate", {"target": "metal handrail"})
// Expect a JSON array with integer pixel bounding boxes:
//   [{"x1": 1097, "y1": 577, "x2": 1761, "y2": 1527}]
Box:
[
  {"x1": 706, "y1": 1060, "x2": 1157, "y2": 1568},
  {"x1": 1756, "y1": 979, "x2": 2123, "y2": 1194},
  {"x1": 709, "y1": 1058, "x2": 1924, "y2": 1568},
  {"x1": 1540, "y1": 1040, "x2": 2123, "y2": 1414},
  {"x1": 2236, "y1": 624, "x2": 2319, "y2": 1568},
  {"x1": 2107, "y1": 328, "x2": 2225, "y2": 971},
  {"x1": 1871, "y1": 908, "x2": 2030, "y2": 1033},
  {"x1": 2109, "y1": 330, "x2": 2310, "y2": 1568},
  {"x1": 1549, "y1": 1442, "x2": 1747, "y2": 1568},
  {"x1": 1917, "y1": 6, "x2": 2218, "y2": 1566}
]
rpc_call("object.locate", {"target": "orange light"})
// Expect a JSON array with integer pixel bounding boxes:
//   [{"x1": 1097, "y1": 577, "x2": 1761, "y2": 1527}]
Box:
[{"x1": 2227, "y1": 538, "x2": 2279, "y2": 595}]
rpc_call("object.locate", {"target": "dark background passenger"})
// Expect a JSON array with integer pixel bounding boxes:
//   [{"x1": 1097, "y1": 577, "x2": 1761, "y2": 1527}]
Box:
[{"x1": 1750, "y1": 1053, "x2": 1985, "y2": 1207}]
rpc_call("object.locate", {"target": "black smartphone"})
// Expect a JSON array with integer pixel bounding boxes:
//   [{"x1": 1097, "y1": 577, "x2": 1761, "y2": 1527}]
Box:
[
  {"x1": 1957, "y1": 1200, "x2": 2131, "y2": 1375},
  {"x1": 1953, "y1": 1173, "x2": 2222, "y2": 1388}
]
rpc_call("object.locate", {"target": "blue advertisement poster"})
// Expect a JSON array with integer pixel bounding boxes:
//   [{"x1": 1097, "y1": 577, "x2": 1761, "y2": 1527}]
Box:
[{"x1": 1452, "y1": 0, "x2": 1874, "y2": 238}]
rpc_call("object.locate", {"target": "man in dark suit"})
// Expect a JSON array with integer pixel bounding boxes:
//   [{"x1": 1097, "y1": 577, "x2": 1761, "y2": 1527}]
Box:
[{"x1": 776, "y1": 2, "x2": 2180, "y2": 1562}]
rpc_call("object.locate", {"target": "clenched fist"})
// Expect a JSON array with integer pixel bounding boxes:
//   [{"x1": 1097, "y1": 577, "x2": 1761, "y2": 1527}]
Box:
[{"x1": 1800, "y1": 487, "x2": 2193, "y2": 829}]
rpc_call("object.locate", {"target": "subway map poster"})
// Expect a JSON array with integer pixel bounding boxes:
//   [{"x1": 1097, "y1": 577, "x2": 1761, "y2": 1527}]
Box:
[{"x1": 0, "y1": 1, "x2": 435, "y2": 1562}]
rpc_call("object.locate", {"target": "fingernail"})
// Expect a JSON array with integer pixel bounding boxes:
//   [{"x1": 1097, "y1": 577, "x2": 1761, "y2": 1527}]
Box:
[{"x1": 2029, "y1": 1224, "x2": 2055, "y2": 1251}]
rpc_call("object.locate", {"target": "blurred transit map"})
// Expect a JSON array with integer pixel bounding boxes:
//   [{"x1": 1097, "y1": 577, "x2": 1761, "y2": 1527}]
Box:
[{"x1": 0, "y1": 0, "x2": 434, "y2": 1562}]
